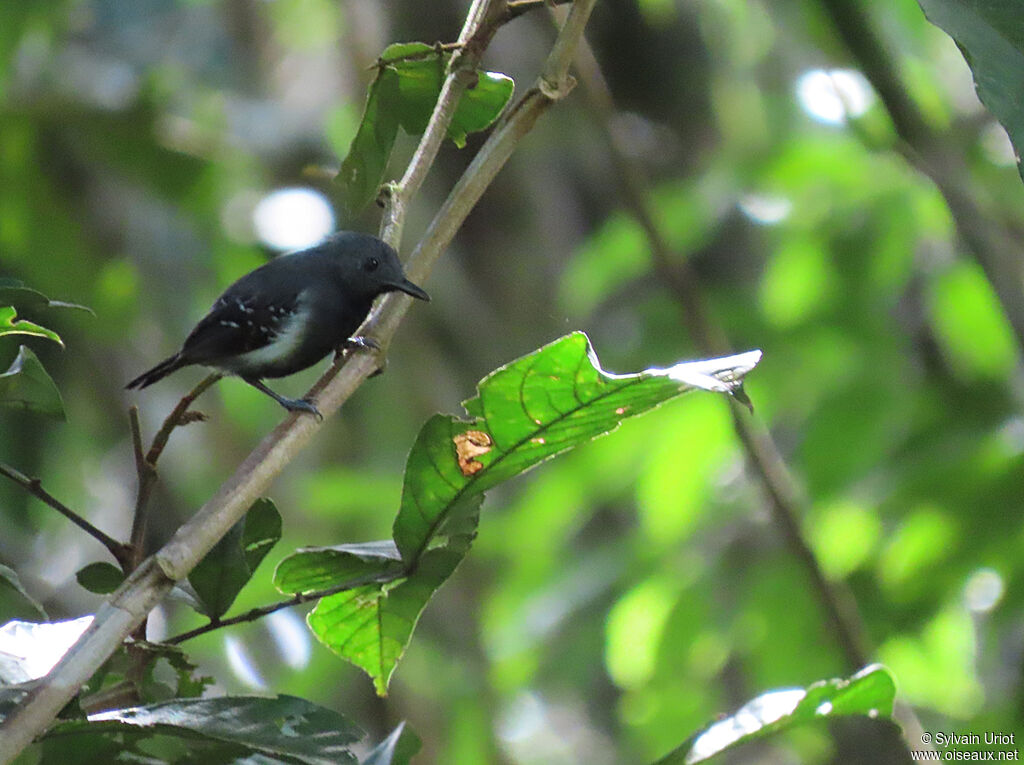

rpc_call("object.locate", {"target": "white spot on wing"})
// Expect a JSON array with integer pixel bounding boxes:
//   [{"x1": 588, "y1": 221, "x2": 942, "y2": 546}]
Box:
[{"x1": 221, "y1": 293, "x2": 310, "y2": 373}]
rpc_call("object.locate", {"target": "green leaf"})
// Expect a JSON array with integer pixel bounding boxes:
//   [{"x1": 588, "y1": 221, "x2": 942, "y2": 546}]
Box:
[
  {"x1": 0, "y1": 345, "x2": 65, "y2": 420},
  {"x1": 0, "y1": 564, "x2": 46, "y2": 622},
  {"x1": 274, "y1": 540, "x2": 404, "y2": 595},
  {"x1": 50, "y1": 695, "x2": 363, "y2": 764},
  {"x1": 918, "y1": 0, "x2": 1024, "y2": 181},
  {"x1": 188, "y1": 498, "x2": 282, "y2": 620},
  {"x1": 336, "y1": 42, "x2": 514, "y2": 212},
  {"x1": 75, "y1": 562, "x2": 126, "y2": 595},
  {"x1": 80, "y1": 642, "x2": 213, "y2": 707},
  {"x1": 393, "y1": 332, "x2": 761, "y2": 563},
  {"x1": 0, "y1": 278, "x2": 93, "y2": 316},
  {"x1": 652, "y1": 665, "x2": 897, "y2": 764},
  {"x1": 0, "y1": 305, "x2": 63, "y2": 347},
  {"x1": 306, "y1": 499, "x2": 481, "y2": 696},
  {"x1": 362, "y1": 721, "x2": 421, "y2": 765},
  {"x1": 300, "y1": 334, "x2": 758, "y2": 695}
]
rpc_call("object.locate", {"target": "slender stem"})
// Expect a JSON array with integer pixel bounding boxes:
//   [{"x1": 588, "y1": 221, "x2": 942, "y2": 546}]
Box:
[
  {"x1": 818, "y1": 0, "x2": 1024, "y2": 354},
  {"x1": 0, "y1": 462, "x2": 131, "y2": 570},
  {"x1": 571, "y1": 35, "x2": 872, "y2": 669},
  {"x1": 0, "y1": 4, "x2": 601, "y2": 758},
  {"x1": 164, "y1": 572, "x2": 402, "y2": 645},
  {"x1": 146, "y1": 373, "x2": 220, "y2": 465},
  {"x1": 378, "y1": 0, "x2": 507, "y2": 249},
  {"x1": 127, "y1": 407, "x2": 153, "y2": 573}
]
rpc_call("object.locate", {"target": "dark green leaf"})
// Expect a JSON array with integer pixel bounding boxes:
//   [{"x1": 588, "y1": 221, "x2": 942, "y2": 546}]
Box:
[
  {"x1": 49, "y1": 695, "x2": 363, "y2": 764},
  {"x1": 336, "y1": 66, "x2": 400, "y2": 214},
  {"x1": 918, "y1": 0, "x2": 1024, "y2": 181},
  {"x1": 0, "y1": 563, "x2": 46, "y2": 622},
  {"x1": 0, "y1": 345, "x2": 65, "y2": 419},
  {"x1": 307, "y1": 499, "x2": 481, "y2": 696},
  {"x1": 0, "y1": 305, "x2": 62, "y2": 347},
  {"x1": 361, "y1": 721, "x2": 421, "y2": 765},
  {"x1": 80, "y1": 642, "x2": 213, "y2": 708},
  {"x1": 274, "y1": 540, "x2": 404, "y2": 595},
  {"x1": 75, "y1": 562, "x2": 125, "y2": 595},
  {"x1": 393, "y1": 332, "x2": 761, "y2": 563},
  {"x1": 0, "y1": 278, "x2": 93, "y2": 316},
  {"x1": 652, "y1": 665, "x2": 897, "y2": 764},
  {"x1": 188, "y1": 498, "x2": 282, "y2": 620},
  {"x1": 336, "y1": 42, "x2": 514, "y2": 213}
]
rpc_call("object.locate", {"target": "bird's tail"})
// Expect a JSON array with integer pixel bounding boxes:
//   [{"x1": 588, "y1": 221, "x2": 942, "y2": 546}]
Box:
[{"x1": 126, "y1": 354, "x2": 186, "y2": 390}]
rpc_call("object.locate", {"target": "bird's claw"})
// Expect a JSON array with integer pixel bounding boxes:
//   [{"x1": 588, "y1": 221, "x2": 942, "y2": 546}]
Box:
[
  {"x1": 284, "y1": 397, "x2": 323, "y2": 421},
  {"x1": 341, "y1": 335, "x2": 381, "y2": 354}
]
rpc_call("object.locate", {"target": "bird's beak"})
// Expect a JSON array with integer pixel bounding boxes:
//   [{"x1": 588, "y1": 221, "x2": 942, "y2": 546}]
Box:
[{"x1": 392, "y1": 278, "x2": 430, "y2": 301}]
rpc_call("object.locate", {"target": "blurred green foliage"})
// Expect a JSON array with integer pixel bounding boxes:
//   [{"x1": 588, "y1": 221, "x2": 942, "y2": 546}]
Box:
[{"x1": 1, "y1": 0, "x2": 1023, "y2": 763}]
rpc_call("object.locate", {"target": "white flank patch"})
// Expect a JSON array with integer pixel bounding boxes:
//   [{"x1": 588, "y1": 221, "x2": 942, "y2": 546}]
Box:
[{"x1": 225, "y1": 297, "x2": 311, "y2": 372}]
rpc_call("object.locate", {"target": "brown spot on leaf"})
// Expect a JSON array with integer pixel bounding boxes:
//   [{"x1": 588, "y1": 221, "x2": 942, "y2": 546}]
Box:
[{"x1": 454, "y1": 430, "x2": 493, "y2": 476}]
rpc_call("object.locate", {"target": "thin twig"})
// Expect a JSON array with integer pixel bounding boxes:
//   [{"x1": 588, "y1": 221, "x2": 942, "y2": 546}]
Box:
[
  {"x1": 146, "y1": 373, "x2": 220, "y2": 465},
  {"x1": 164, "y1": 572, "x2": 403, "y2": 645},
  {"x1": 570, "y1": 35, "x2": 872, "y2": 669},
  {"x1": 0, "y1": 4, "x2": 600, "y2": 758},
  {"x1": 506, "y1": 0, "x2": 573, "y2": 21},
  {"x1": 378, "y1": 0, "x2": 508, "y2": 249},
  {"x1": 0, "y1": 462, "x2": 131, "y2": 570},
  {"x1": 127, "y1": 406, "x2": 153, "y2": 572},
  {"x1": 818, "y1": 0, "x2": 1024, "y2": 355},
  {"x1": 128, "y1": 374, "x2": 219, "y2": 572}
]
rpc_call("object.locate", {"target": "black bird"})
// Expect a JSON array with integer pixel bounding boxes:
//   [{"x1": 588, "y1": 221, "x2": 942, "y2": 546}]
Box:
[{"x1": 126, "y1": 231, "x2": 429, "y2": 417}]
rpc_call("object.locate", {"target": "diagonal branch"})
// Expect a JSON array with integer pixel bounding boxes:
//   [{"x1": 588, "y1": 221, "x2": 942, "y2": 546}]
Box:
[
  {"x1": 0, "y1": 462, "x2": 130, "y2": 570},
  {"x1": 164, "y1": 571, "x2": 403, "y2": 646},
  {"x1": 818, "y1": 0, "x2": 1024, "y2": 355},
  {"x1": 570, "y1": 35, "x2": 871, "y2": 670},
  {"x1": 0, "y1": 2, "x2": 599, "y2": 759}
]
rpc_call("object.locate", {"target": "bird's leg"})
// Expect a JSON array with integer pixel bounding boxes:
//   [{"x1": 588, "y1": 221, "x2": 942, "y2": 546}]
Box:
[{"x1": 242, "y1": 377, "x2": 322, "y2": 420}]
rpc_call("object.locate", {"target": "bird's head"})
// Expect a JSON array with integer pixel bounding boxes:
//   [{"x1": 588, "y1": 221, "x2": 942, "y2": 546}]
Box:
[{"x1": 324, "y1": 232, "x2": 430, "y2": 302}]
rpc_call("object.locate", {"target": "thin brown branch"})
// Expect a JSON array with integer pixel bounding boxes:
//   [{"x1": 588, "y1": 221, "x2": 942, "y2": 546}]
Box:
[
  {"x1": 571, "y1": 35, "x2": 872, "y2": 670},
  {"x1": 127, "y1": 406, "x2": 153, "y2": 573},
  {"x1": 164, "y1": 571, "x2": 402, "y2": 646},
  {"x1": 506, "y1": 0, "x2": 573, "y2": 20},
  {"x1": 128, "y1": 375, "x2": 218, "y2": 574},
  {"x1": 818, "y1": 0, "x2": 1024, "y2": 355},
  {"x1": 0, "y1": 462, "x2": 131, "y2": 570},
  {"x1": 146, "y1": 373, "x2": 220, "y2": 465}
]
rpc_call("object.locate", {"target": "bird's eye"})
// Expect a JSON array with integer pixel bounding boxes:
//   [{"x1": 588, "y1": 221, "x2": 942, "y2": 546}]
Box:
[{"x1": 364, "y1": 257, "x2": 380, "y2": 272}]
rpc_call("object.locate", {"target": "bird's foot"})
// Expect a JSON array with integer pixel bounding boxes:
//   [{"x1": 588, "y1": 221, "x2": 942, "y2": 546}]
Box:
[
  {"x1": 243, "y1": 377, "x2": 323, "y2": 420},
  {"x1": 337, "y1": 335, "x2": 385, "y2": 377},
  {"x1": 341, "y1": 335, "x2": 381, "y2": 354},
  {"x1": 282, "y1": 396, "x2": 323, "y2": 421}
]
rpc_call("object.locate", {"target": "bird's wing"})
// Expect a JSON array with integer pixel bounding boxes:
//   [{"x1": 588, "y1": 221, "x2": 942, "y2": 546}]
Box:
[{"x1": 179, "y1": 289, "x2": 305, "y2": 365}]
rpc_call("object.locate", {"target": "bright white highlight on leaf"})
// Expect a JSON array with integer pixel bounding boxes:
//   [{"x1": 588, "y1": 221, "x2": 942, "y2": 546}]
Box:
[
  {"x1": 815, "y1": 700, "x2": 833, "y2": 715},
  {"x1": 964, "y1": 567, "x2": 1004, "y2": 614},
  {"x1": 739, "y1": 193, "x2": 792, "y2": 225},
  {"x1": 686, "y1": 688, "x2": 805, "y2": 763},
  {"x1": 253, "y1": 187, "x2": 335, "y2": 251},
  {"x1": 224, "y1": 635, "x2": 266, "y2": 689},
  {"x1": 0, "y1": 616, "x2": 93, "y2": 683},
  {"x1": 796, "y1": 69, "x2": 873, "y2": 125},
  {"x1": 656, "y1": 349, "x2": 763, "y2": 394},
  {"x1": 266, "y1": 609, "x2": 311, "y2": 669}
]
